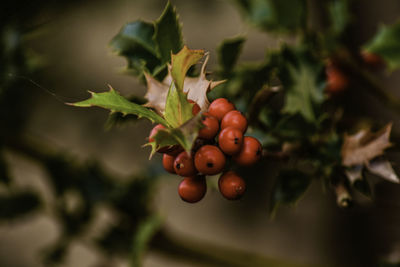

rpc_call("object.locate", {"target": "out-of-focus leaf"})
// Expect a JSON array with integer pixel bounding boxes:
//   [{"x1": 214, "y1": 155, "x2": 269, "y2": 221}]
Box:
[
  {"x1": 328, "y1": 0, "x2": 351, "y2": 36},
  {"x1": 233, "y1": 0, "x2": 306, "y2": 33},
  {"x1": 341, "y1": 123, "x2": 392, "y2": 167},
  {"x1": 366, "y1": 158, "x2": 399, "y2": 184},
  {"x1": 344, "y1": 165, "x2": 363, "y2": 185},
  {"x1": 282, "y1": 61, "x2": 324, "y2": 122},
  {"x1": 153, "y1": 1, "x2": 183, "y2": 63},
  {"x1": 217, "y1": 36, "x2": 245, "y2": 76},
  {"x1": 70, "y1": 86, "x2": 169, "y2": 127},
  {"x1": 270, "y1": 170, "x2": 311, "y2": 212},
  {"x1": 130, "y1": 215, "x2": 163, "y2": 267},
  {"x1": 0, "y1": 191, "x2": 41, "y2": 220},
  {"x1": 110, "y1": 21, "x2": 161, "y2": 77},
  {"x1": 364, "y1": 21, "x2": 400, "y2": 71},
  {"x1": 43, "y1": 242, "x2": 68, "y2": 265}
]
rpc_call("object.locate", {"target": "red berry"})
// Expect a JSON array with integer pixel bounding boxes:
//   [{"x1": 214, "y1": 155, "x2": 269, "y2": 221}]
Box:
[
  {"x1": 218, "y1": 127, "x2": 243, "y2": 155},
  {"x1": 174, "y1": 151, "x2": 197, "y2": 177},
  {"x1": 208, "y1": 98, "x2": 235, "y2": 121},
  {"x1": 218, "y1": 171, "x2": 246, "y2": 200},
  {"x1": 221, "y1": 110, "x2": 248, "y2": 133},
  {"x1": 194, "y1": 145, "x2": 226, "y2": 175},
  {"x1": 361, "y1": 50, "x2": 384, "y2": 68},
  {"x1": 233, "y1": 136, "x2": 262, "y2": 166},
  {"x1": 178, "y1": 176, "x2": 207, "y2": 203},
  {"x1": 198, "y1": 112, "x2": 219, "y2": 139},
  {"x1": 188, "y1": 100, "x2": 201, "y2": 115},
  {"x1": 163, "y1": 154, "x2": 176, "y2": 174},
  {"x1": 325, "y1": 63, "x2": 348, "y2": 94}
]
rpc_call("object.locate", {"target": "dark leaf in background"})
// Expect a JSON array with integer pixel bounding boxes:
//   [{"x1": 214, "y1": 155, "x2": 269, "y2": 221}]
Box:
[
  {"x1": 233, "y1": 0, "x2": 306, "y2": 33},
  {"x1": 153, "y1": 1, "x2": 184, "y2": 64},
  {"x1": 270, "y1": 170, "x2": 311, "y2": 213},
  {"x1": 217, "y1": 36, "x2": 246, "y2": 77},
  {"x1": 328, "y1": 0, "x2": 351, "y2": 36},
  {"x1": 42, "y1": 242, "x2": 68, "y2": 265},
  {"x1": 364, "y1": 21, "x2": 400, "y2": 71},
  {"x1": 110, "y1": 21, "x2": 161, "y2": 78},
  {"x1": 280, "y1": 47, "x2": 325, "y2": 123},
  {"x1": 0, "y1": 191, "x2": 41, "y2": 220}
]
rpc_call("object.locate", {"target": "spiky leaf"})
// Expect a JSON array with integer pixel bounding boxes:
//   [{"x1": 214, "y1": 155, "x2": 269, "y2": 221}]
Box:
[
  {"x1": 153, "y1": 1, "x2": 183, "y2": 63},
  {"x1": 233, "y1": 0, "x2": 306, "y2": 33},
  {"x1": 283, "y1": 62, "x2": 324, "y2": 122},
  {"x1": 110, "y1": 21, "x2": 160, "y2": 77},
  {"x1": 70, "y1": 86, "x2": 169, "y2": 127},
  {"x1": 364, "y1": 22, "x2": 400, "y2": 71},
  {"x1": 170, "y1": 46, "x2": 205, "y2": 90},
  {"x1": 218, "y1": 36, "x2": 246, "y2": 76},
  {"x1": 164, "y1": 83, "x2": 194, "y2": 128}
]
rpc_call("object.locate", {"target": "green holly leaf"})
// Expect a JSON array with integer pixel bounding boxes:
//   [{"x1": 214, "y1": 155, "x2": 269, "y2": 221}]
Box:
[
  {"x1": 153, "y1": 1, "x2": 184, "y2": 64},
  {"x1": 270, "y1": 170, "x2": 311, "y2": 214},
  {"x1": 233, "y1": 0, "x2": 306, "y2": 33},
  {"x1": 146, "y1": 114, "x2": 203, "y2": 156},
  {"x1": 282, "y1": 61, "x2": 324, "y2": 122},
  {"x1": 110, "y1": 21, "x2": 161, "y2": 77},
  {"x1": 217, "y1": 36, "x2": 245, "y2": 76},
  {"x1": 171, "y1": 46, "x2": 205, "y2": 90},
  {"x1": 364, "y1": 21, "x2": 400, "y2": 71},
  {"x1": 164, "y1": 83, "x2": 194, "y2": 128},
  {"x1": 70, "y1": 86, "x2": 169, "y2": 127}
]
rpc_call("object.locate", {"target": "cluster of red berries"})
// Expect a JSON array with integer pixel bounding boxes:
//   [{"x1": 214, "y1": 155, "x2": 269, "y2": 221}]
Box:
[{"x1": 148, "y1": 98, "x2": 262, "y2": 203}]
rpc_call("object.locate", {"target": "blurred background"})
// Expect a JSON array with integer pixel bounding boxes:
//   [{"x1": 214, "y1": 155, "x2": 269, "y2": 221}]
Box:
[{"x1": 1, "y1": 0, "x2": 400, "y2": 266}]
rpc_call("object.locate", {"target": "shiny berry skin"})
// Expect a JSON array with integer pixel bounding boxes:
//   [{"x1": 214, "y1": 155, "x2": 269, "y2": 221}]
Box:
[
  {"x1": 188, "y1": 100, "x2": 201, "y2": 115},
  {"x1": 325, "y1": 64, "x2": 348, "y2": 94},
  {"x1": 233, "y1": 136, "x2": 262, "y2": 166},
  {"x1": 163, "y1": 154, "x2": 176, "y2": 174},
  {"x1": 178, "y1": 176, "x2": 207, "y2": 203},
  {"x1": 194, "y1": 145, "x2": 226, "y2": 175},
  {"x1": 208, "y1": 98, "x2": 235, "y2": 121},
  {"x1": 221, "y1": 110, "x2": 248, "y2": 133},
  {"x1": 174, "y1": 151, "x2": 197, "y2": 177},
  {"x1": 218, "y1": 127, "x2": 243, "y2": 155},
  {"x1": 218, "y1": 171, "x2": 246, "y2": 200},
  {"x1": 198, "y1": 112, "x2": 219, "y2": 140}
]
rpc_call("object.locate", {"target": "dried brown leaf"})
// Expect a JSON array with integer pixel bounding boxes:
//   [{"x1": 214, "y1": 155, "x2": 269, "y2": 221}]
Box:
[{"x1": 341, "y1": 123, "x2": 393, "y2": 167}]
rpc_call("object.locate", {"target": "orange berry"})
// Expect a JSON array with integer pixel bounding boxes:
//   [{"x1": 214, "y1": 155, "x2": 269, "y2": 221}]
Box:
[
  {"x1": 221, "y1": 110, "x2": 248, "y2": 133},
  {"x1": 198, "y1": 112, "x2": 219, "y2": 140},
  {"x1": 218, "y1": 171, "x2": 246, "y2": 200},
  {"x1": 233, "y1": 136, "x2": 262, "y2": 166},
  {"x1": 174, "y1": 151, "x2": 197, "y2": 177},
  {"x1": 218, "y1": 127, "x2": 243, "y2": 155},
  {"x1": 178, "y1": 176, "x2": 207, "y2": 203},
  {"x1": 163, "y1": 154, "x2": 176, "y2": 174},
  {"x1": 194, "y1": 145, "x2": 226, "y2": 175},
  {"x1": 208, "y1": 98, "x2": 235, "y2": 121},
  {"x1": 188, "y1": 99, "x2": 201, "y2": 115}
]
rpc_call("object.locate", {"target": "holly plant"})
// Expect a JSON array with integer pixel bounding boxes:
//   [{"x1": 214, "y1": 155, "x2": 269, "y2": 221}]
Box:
[{"x1": 71, "y1": 1, "x2": 400, "y2": 210}]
